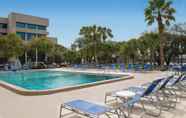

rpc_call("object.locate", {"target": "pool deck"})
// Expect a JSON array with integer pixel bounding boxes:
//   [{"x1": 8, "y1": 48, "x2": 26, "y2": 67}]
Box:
[{"x1": 0, "y1": 68, "x2": 186, "y2": 118}]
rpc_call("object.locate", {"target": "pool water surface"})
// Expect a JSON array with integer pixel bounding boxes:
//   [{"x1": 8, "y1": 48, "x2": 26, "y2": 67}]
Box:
[{"x1": 0, "y1": 70, "x2": 121, "y2": 90}]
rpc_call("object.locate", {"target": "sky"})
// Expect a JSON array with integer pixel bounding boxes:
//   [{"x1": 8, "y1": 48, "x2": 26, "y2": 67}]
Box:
[{"x1": 0, "y1": 0, "x2": 186, "y2": 47}]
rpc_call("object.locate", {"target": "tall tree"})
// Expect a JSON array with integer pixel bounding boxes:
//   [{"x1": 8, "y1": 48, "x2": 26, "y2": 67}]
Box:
[
  {"x1": 0, "y1": 33, "x2": 24, "y2": 60},
  {"x1": 120, "y1": 39, "x2": 139, "y2": 64},
  {"x1": 139, "y1": 32, "x2": 159, "y2": 65},
  {"x1": 169, "y1": 23, "x2": 186, "y2": 65},
  {"x1": 145, "y1": 0, "x2": 176, "y2": 67},
  {"x1": 79, "y1": 25, "x2": 113, "y2": 63},
  {"x1": 29, "y1": 37, "x2": 55, "y2": 63}
]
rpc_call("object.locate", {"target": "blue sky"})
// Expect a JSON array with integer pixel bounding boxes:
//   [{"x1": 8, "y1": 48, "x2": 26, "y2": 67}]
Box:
[{"x1": 0, "y1": 0, "x2": 186, "y2": 47}]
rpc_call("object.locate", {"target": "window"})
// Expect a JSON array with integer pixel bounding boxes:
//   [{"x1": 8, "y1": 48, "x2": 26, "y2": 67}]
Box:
[
  {"x1": 16, "y1": 22, "x2": 47, "y2": 31},
  {"x1": 17, "y1": 32, "x2": 25, "y2": 40},
  {"x1": 16, "y1": 22, "x2": 26, "y2": 28},
  {"x1": 27, "y1": 33, "x2": 36, "y2": 40},
  {"x1": 27, "y1": 24, "x2": 37, "y2": 30},
  {"x1": 0, "y1": 23, "x2": 7, "y2": 29},
  {"x1": 37, "y1": 25, "x2": 46, "y2": 30}
]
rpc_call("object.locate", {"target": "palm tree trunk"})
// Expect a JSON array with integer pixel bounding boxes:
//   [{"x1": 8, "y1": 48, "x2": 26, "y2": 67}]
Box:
[
  {"x1": 158, "y1": 16, "x2": 165, "y2": 68},
  {"x1": 159, "y1": 34, "x2": 164, "y2": 67}
]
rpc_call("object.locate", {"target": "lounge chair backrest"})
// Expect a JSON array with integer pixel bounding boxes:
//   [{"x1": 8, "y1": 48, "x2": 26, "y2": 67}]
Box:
[
  {"x1": 170, "y1": 74, "x2": 184, "y2": 86},
  {"x1": 128, "y1": 64, "x2": 133, "y2": 70},
  {"x1": 158, "y1": 75, "x2": 173, "y2": 90},
  {"x1": 142, "y1": 79, "x2": 162, "y2": 97},
  {"x1": 144, "y1": 64, "x2": 151, "y2": 70},
  {"x1": 111, "y1": 64, "x2": 115, "y2": 69},
  {"x1": 181, "y1": 65, "x2": 186, "y2": 72},
  {"x1": 181, "y1": 74, "x2": 186, "y2": 81}
]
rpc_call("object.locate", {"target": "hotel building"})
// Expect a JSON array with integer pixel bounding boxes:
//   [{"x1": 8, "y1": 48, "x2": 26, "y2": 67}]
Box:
[{"x1": 0, "y1": 12, "x2": 57, "y2": 43}]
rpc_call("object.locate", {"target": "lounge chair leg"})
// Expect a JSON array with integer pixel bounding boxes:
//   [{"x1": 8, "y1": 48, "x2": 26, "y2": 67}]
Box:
[
  {"x1": 118, "y1": 107, "x2": 128, "y2": 118},
  {"x1": 141, "y1": 97, "x2": 161, "y2": 117},
  {"x1": 105, "y1": 95, "x2": 108, "y2": 104},
  {"x1": 59, "y1": 104, "x2": 63, "y2": 118}
]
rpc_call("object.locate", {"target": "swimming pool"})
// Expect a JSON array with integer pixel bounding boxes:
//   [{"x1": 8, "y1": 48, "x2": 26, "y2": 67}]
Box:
[{"x1": 0, "y1": 70, "x2": 123, "y2": 92}]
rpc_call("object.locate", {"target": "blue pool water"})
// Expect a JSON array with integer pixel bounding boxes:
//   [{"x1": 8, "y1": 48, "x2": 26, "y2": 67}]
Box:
[{"x1": 0, "y1": 70, "x2": 121, "y2": 90}]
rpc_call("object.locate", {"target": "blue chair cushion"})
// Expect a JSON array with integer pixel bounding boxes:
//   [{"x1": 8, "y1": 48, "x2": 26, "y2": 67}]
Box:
[{"x1": 64, "y1": 100, "x2": 111, "y2": 116}]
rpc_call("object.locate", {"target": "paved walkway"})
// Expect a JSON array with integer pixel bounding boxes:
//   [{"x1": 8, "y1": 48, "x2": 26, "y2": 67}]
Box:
[{"x1": 0, "y1": 69, "x2": 186, "y2": 118}]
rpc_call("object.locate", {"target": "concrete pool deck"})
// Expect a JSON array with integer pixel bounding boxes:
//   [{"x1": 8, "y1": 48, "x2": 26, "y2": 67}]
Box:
[{"x1": 0, "y1": 68, "x2": 186, "y2": 118}]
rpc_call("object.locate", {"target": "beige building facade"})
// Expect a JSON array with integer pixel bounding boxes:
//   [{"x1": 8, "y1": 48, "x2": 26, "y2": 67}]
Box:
[{"x1": 0, "y1": 12, "x2": 57, "y2": 43}]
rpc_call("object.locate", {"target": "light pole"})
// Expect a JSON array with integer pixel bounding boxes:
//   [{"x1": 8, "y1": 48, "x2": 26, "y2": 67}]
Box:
[
  {"x1": 112, "y1": 54, "x2": 116, "y2": 63},
  {"x1": 35, "y1": 48, "x2": 38, "y2": 66},
  {"x1": 25, "y1": 52, "x2": 28, "y2": 64}
]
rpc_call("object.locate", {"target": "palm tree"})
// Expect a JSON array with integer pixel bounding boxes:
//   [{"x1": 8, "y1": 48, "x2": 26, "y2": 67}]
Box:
[
  {"x1": 145, "y1": 0, "x2": 176, "y2": 67},
  {"x1": 79, "y1": 25, "x2": 113, "y2": 63}
]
